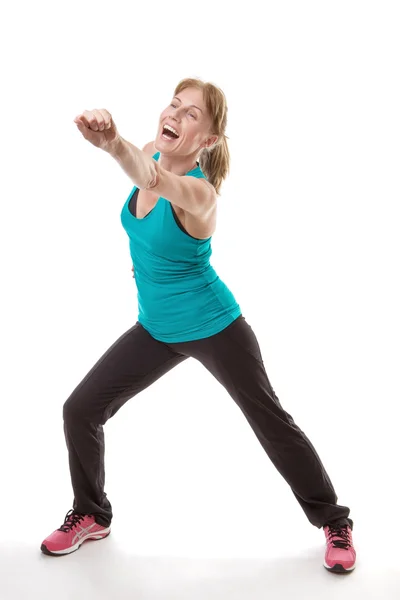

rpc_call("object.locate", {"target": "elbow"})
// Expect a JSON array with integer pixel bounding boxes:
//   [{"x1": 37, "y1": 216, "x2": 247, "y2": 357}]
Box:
[
  {"x1": 144, "y1": 161, "x2": 160, "y2": 190},
  {"x1": 146, "y1": 173, "x2": 159, "y2": 189}
]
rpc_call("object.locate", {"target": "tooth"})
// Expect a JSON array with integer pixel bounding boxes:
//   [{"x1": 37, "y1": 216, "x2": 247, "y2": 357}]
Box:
[{"x1": 164, "y1": 124, "x2": 178, "y2": 136}]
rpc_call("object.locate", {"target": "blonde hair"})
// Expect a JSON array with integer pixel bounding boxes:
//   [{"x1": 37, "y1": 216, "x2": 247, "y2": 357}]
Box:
[{"x1": 173, "y1": 77, "x2": 230, "y2": 196}]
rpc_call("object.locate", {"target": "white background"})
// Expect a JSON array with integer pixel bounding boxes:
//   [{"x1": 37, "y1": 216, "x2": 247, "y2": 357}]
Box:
[{"x1": 1, "y1": 1, "x2": 399, "y2": 598}]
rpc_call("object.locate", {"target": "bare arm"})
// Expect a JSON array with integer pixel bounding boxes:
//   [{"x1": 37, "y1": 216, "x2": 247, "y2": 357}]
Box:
[
  {"x1": 109, "y1": 137, "x2": 158, "y2": 189},
  {"x1": 74, "y1": 110, "x2": 215, "y2": 218},
  {"x1": 109, "y1": 137, "x2": 216, "y2": 218}
]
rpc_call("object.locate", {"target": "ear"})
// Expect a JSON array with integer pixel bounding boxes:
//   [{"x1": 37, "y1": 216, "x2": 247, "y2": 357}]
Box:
[{"x1": 204, "y1": 135, "x2": 219, "y2": 150}]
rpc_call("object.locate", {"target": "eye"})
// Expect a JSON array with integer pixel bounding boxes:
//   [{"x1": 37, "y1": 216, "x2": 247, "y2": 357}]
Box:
[
  {"x1": 188, "y1": 112, "x2": 196, "y2": 119},
  {"x1": 170, "y1": 103, "x2": 177, "y2": 108}
]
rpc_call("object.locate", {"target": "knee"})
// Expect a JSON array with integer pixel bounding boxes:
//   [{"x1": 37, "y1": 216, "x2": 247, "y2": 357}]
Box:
[
  {"x1": 63, "y1": 392, "x2": 106, "y2": 426},
  {"x1": 63, "y1": 394, "x2": 91, "y2": 424},
  {"x1": 63, "y1": 396, "x2": 78, "y2": 423}
]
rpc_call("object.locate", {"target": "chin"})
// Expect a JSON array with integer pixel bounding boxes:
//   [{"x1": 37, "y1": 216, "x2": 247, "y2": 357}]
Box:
[{"x1": 154, "y1": 137, "x2": 178, "y2": 154}]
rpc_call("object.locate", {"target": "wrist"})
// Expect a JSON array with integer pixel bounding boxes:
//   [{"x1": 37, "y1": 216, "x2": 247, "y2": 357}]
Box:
[{"x1": 108, "y1": 135, "x2": 124, "y2": 158}]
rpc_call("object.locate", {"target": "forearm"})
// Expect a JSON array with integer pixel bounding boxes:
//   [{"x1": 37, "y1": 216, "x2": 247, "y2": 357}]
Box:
[{"x1": 108, "y1": 137, "x2": 157, "y2": 189}]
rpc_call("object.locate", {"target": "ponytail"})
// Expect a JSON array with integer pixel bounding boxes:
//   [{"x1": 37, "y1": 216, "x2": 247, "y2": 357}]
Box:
[{"x1": 199, "y1": 134, "x2": 230, "y2": 196}]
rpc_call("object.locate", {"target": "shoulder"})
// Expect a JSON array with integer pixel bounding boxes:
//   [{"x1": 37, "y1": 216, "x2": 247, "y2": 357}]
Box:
[
  {"x1": 200, "y1": 177, "x2": 216, "y2": 195},
  {"x1": 195, "y1": 177, "x2": 217, "y2": 207}
]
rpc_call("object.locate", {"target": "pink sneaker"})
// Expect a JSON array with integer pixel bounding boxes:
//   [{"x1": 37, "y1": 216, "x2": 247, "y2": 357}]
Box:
[
  {"x1": 323, "y1": 523, "x2": 356, "y2": 573},
  {"x1": 41, "y1": 509, "x2": 111, "y2": 556}
]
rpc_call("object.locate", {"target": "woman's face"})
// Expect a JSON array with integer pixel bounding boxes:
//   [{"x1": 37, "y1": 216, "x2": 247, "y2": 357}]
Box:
[{"x1": 154, "y1": 87, "x2": 216, "y2": 156}]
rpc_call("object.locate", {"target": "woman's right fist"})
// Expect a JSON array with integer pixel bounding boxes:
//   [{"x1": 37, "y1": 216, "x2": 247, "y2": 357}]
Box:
[{"x1": 74, "y1": 109, "x2": 121, "y2": 152}]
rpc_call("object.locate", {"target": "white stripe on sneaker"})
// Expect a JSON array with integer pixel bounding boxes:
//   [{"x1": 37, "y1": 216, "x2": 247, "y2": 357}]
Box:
[{"x1": 72, "y1": 523, "x2": 97, "y2": 545}]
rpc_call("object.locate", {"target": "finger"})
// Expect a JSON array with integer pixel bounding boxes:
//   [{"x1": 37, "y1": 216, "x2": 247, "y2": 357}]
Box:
[
  {"x1": 99, "y1": 108, "x2": 113, "y2": 130},
  {"x1": 74, "y1": 113, "x2": 90, "y2": 127},
  {"x1": 81, "y1": 110, "x2": 99, "y2": 131},
  {"x1": 75, "y1": 119, "x2": 90, "y2": 138},
  {"x1": 92, "y1": 109, "x2": 106, "y2": 131}
]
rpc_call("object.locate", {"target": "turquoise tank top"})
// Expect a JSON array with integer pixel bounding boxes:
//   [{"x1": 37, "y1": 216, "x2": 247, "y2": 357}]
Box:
[{"x1": 120, "y1": 152, "x2": 241, "y2": 343}]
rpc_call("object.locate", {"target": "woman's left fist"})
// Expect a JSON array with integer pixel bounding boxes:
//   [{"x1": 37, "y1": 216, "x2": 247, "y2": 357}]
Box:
[{"x1": 74, "y1": 109, "x2": 120, "y2": 152}]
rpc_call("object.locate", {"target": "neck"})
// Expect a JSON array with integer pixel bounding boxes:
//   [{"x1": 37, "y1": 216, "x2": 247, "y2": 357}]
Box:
[{"x1": 157, "y1": 151, "x2": 199, "y2": 176}]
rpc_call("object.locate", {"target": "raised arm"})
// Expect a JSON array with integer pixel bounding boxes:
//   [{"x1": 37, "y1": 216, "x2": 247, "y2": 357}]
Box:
[{"x1": 110, "y1": 137, "x2": 216, "y2": 219}]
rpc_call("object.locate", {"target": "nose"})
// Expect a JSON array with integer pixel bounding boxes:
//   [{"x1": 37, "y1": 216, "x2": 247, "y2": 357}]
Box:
[{"x1": 170, "y1": 106, "x2": 184, "y2": 122}]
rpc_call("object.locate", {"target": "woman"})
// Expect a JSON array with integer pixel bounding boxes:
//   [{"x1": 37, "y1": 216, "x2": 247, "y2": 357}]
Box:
[{"x1": 41, "y1": 78, "x2": 356, "y2": 573}]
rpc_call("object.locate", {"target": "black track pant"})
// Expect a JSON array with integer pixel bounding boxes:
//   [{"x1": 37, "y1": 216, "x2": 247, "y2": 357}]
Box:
[{"x1": 63, "y1": 315, "x2": 353, "y2": 530}]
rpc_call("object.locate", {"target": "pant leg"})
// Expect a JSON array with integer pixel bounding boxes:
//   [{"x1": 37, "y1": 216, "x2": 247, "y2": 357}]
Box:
[
  {"x1": 63, "y1": 322, "x2": 188, "y2": 527},
  {"x1": 169, "y1": 316, "x2": 352, "y2": 530}
]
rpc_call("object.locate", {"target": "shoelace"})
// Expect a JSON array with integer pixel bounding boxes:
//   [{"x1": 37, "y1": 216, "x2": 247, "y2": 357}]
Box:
[
  {"x1": 327, "y1": 525, "x2": 352, "y2": 549},
  {"x1": 58, "y1": 509, "x2": 89, "y2": 533}
]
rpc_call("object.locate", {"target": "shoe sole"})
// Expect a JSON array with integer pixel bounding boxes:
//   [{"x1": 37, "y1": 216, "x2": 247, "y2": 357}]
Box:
[
  {"x1": 323, "y1": 560, "x2": 356, "y2": 573},
  {"x1": 41, "y1": 529, "x2": 111, "y2": 556}
]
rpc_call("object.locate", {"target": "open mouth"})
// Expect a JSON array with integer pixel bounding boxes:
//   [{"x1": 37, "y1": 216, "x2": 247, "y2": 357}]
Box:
[{"x1": 162, "y1": 124, "x2": 180, "y2": 140}]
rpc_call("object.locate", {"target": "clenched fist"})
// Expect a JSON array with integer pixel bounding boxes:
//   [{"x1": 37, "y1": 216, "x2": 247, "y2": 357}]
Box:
[{"x1": 74, "y1": 109, "x2": 121, "y2": 152}]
